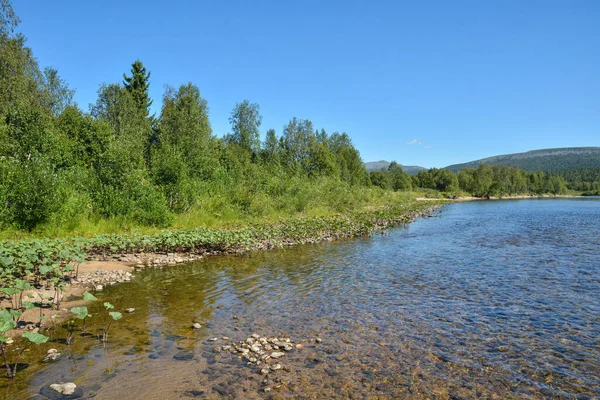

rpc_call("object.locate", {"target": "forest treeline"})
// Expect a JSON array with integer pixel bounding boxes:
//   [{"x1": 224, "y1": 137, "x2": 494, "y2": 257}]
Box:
[
  {"x1": 0, "y1": 2, "x2": 593, "y2": 236},
  {"x1": 369, "y1": 164, "x2": 571, "y2": 197}
]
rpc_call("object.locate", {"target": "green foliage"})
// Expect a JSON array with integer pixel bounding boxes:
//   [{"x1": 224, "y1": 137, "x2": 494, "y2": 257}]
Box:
[
  {"x1": 0, "y1": 0, "x2": 19, "y2": 38},
  {"x1": 82, "y1": 291, "x2": 97, "y2": 301},
  {"x1": 0, "y1": 158, "x2": 61, "y2": 230},
  {"x1": 109, "y1": 311, "x2": 122, "y2": 321},
  {"x1": 70, "y1": 306, "x2": 90, "y2": 320},
  {"x1": 229, "y1": 100, "x2": 262, "y2": 153},
  {"x1": 123, "y1": 59, "x2": 152, "y2": 118},
  {"x1": 21, "y1": 331, "x2": 49, "y2": 345}
]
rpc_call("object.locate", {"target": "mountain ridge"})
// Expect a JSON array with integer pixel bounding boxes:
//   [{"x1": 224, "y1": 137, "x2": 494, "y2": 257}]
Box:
[{"x1": 444, "y1": 147, "x2": 600, "y2": 173}]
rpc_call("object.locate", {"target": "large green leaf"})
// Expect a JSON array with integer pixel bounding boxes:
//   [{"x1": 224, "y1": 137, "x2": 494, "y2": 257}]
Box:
[
  {"x1": 82, "y1": 292, "x2": 97, "y2": 301},
  {"x1": 70, "y1": 306, "x2": 89, "y2": 320},
  {"x1": 22, "y1": 331, "x2": 49, "y2": 345},
  {"x1": 109, "y1": 312, "x2": 122, "y2": 321},
  {"x1": 0, "y1": 310, "x2": 17, "y2": 333},
  {"x1": 15, "y1": 279, "x2": 31, "y2": 291}
]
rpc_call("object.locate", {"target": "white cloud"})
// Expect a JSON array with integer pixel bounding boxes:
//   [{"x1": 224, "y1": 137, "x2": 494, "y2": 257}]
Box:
[
  {"x1": 424, "y1": 145, "x2": 431, "y2": 149},
  {"x1": 407, "y1": 139, "x2": 422, "y2": 145}
]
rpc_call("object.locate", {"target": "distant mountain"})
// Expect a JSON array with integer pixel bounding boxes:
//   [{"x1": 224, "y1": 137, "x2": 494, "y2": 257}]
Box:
[
  {"x1": 364, "y1": 161, "x2": 427, "y2": 175},
  {"x1": 445, "y1": 147, "x2": 600, "y2": 173}
]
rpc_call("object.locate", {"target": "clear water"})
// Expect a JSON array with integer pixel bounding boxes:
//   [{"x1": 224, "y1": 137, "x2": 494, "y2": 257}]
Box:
[{"x1": 4, "y1": 198, "x2": 600, "y2": 399}]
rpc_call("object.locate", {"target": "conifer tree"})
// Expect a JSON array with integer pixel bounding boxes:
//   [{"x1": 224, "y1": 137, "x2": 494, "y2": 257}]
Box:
[{"x1": 123, "y1": 60, "x2": 152, "y2": 118}]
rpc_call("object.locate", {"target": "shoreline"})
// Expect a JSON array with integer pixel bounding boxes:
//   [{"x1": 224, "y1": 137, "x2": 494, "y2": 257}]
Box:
[
  {"x1": 4, "y1": 202, "x2": 443, "y2": 336},
  {"x1": 416, "y1": 194, "x2": 579, "y2": 202}
]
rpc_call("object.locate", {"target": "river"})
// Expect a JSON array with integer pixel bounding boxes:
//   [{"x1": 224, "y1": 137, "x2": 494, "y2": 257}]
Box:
[{"x1": 5, "y1": 198, "x2": 600, "y2": 399}]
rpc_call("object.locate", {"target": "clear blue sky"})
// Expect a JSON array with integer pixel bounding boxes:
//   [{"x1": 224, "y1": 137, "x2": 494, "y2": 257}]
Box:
[{"x1": 15, "y1": 0, "x2": 600, "y2": 168}]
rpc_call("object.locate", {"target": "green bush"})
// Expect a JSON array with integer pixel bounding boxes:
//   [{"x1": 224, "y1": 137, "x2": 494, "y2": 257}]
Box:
[{"x1": 0, "y1": 158, "x2": 61, "y2": 230}]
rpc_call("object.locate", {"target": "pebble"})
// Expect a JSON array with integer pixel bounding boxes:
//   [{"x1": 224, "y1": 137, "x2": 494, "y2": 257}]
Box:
[
  {"x1": 192, "y1": 323, "x2": 202, "y2": 329},
  {"x1": 271, "y1": 352, "x2": 285, "y2": 359},
  {"x1": 316, "y1": 338, "x2": 322, "y2": 343},
  {"x1": 125, "y1": 308, "x2": 135, "y2": 313},
  {"x1": 270, "y1": 364, "x2": 282, "y2": 371}
]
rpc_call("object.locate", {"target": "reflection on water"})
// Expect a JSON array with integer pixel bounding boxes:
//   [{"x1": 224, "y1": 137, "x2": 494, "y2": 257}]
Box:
[{"x1": 5, "y1": 198, "x2": 600, "y2": 399}]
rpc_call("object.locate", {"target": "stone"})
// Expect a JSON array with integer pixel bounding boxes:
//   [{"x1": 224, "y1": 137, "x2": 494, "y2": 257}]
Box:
[
  {"x1": 43, "y1": 350, "x2": 61, "y2": 363},
  {"x1": 270, "y1": 363, "x2": 282, "y2": 371},
  {"x1": 173, "y1": 351, "x2": 194, "y2": 361},
  {"x1": 192, "y1": 323, "x2": 202, "y2": 329},
  {"x1": 316, "y1": 337, "x2": 322, "y2": 343},
  {"x1": 95, "y1": 285, "x2": 103, "y2": 291},
  {"x1": 208, "y1": 337, "x2": 218, "y2": 342},
  {"x1": 270, "y1": 351, "x2": 285, "y2": 359},
  {"x1": 125, "y1": 308, "x2": 135, "y2": 313},
  {"x1": 260, "y1": 367, "x2": 270, "y2": 375},
  {"x1": 295, "y1": 344, "x2": 303, "y2": 349},
  {"x1": 49, "y1": 383, "x2": 77, "y2": 396}
]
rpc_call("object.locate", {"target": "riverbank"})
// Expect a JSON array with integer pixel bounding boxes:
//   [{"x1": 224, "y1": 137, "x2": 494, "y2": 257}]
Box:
[
  {"x1": 416, "y1": 194, "x2": 579, "y2": 201},
  {"x1": 1, "y1": 200, "x2": 443, "y2": 337}
]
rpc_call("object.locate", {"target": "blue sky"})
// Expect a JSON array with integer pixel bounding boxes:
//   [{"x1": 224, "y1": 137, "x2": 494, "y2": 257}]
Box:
[{"x1": 15, "y1": 0, "x2": 599, "y2": 168}]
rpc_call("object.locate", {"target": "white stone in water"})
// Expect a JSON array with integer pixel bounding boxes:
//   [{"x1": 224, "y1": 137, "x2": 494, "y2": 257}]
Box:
[
  {"x1": 316, "y1": 337, "x2": 322, "y2": 343},
  {"x1": 49, "y1": 383, "x2": 77, "y2": 396},
  {"x1": 270, "y1": 363, "x2": 282, "y2": 371},
  {"x1": 192, "y1": 323, "x2": 202, "y2": 329},
  {"x1": 95, "y1": 285, "x2": 103, "y2": 291},
  {"x1": 208, "y1": 337, "x2": 218, "y2": 342},
  {"x1": 251, "y1": 345, "x2": 262, "y2": 353},
  {"x1": 251, "y1": 333, "x2": 260, "y2": 339},
  {"x1": 260, "y1": 368, "x2": 270, "y2": 375},
  {"x1": 47, "y1": 348, "x2": 58, "y2": 354},
  {"x1": 270, "y1": 351, "x2": 285, "y2": 359},
  {"x1": 125, "y1": 308, "x2": 135, "y2": 313}
]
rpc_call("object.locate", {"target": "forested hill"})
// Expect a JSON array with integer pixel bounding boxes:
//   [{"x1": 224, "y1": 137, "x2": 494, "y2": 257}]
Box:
[
  {"x1": 445, "y1": 147, "x2": 600, "y2": 173},
  {"x1": 364, "y1": 161, "x2": 426, "y2": 175}
]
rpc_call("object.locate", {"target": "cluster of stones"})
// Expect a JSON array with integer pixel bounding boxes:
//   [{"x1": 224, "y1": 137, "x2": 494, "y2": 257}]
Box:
[
  {"x1": 89, "y1": 253, "x2": 204, "y2": 267},
  {"x1": 76, "y1": 269, "x2": 134, "y2": 290},
  {"x1": 212, "y1": 334, "x2": 301, "y2": 378}
]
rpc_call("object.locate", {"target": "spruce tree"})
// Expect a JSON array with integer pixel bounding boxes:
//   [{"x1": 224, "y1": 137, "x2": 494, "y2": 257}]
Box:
[{"x1": 123, "y1": 60, "x2": 152, "y2": 118}]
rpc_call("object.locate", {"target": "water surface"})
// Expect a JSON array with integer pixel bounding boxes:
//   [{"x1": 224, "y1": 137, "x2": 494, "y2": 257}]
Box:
[{"x1": 5, "y1": 198, "x2": 600, "y2": 399}]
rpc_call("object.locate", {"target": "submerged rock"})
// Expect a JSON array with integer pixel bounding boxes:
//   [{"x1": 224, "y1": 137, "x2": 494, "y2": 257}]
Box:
[
  {"x1": 43, "y1": 349, "x2": 61, "y2": 363},
  {"x1": 173, "y1": 351, "x2": 194, "y2": 361},
  {"x1": 50, "y1": 383, "x2": 77, "y2": 396},
  {"x1": 40, "y1": 382, "x2": 84, "y2": 399},
  {"x1": 192, "y1": 323, "x2": 202, "y2": 329}
]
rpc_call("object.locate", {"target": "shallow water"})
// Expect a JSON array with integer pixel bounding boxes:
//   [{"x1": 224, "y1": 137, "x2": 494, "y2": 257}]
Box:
[{"x1": 4, "y1": 198, "x2": 600, "y2": 399}]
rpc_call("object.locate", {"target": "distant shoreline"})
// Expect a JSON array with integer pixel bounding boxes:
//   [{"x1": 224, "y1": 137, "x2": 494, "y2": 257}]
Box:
[{"x1": 416, "y1": 194, "x2": 580, "y2": 202}]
